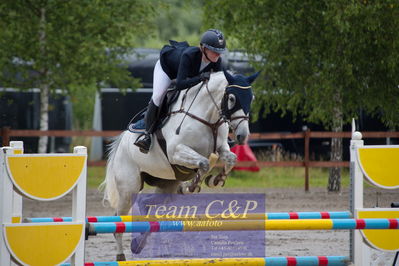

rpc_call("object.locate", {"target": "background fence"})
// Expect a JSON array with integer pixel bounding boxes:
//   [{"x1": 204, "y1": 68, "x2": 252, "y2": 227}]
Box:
[{"x1": 2, "y1": 126, "x2": 399, "y2": 191}]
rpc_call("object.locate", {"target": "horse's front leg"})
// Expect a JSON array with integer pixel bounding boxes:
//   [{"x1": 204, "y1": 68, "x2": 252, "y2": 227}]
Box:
[
  {"x1": 219, "y1": 145, "x2": 237, "y2": 175},
  {"x1": 170, "y1": 143, "x2": 210, "y2": 193},
  {"x1": 206, "y1": 144, "x2": 237, "y2": 188},
  {"x1": 171, "y1": 143, "x2": 210, "y2": 173}
]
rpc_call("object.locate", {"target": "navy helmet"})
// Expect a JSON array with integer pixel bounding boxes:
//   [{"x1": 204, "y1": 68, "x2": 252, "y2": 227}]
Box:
[{"x1": 200, "y1": 29, "x2": 226, "y2": 54}]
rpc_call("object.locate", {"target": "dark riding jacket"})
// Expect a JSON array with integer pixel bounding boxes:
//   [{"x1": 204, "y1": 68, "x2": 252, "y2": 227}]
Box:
[{"x1": 160, "y1": 41, "x2": 222, "y2": 91}]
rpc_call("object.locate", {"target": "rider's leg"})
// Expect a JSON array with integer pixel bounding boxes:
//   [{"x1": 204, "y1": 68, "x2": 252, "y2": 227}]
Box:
[
  {"x1": 134, "y1": 60, "x2": 171, "y2": 153},
  {"x1": 134, "y1": 100, "x2": 158, "y2": 152},
  {"x1": 151, "y1": 60, "x2": 172, "y2": 108}
]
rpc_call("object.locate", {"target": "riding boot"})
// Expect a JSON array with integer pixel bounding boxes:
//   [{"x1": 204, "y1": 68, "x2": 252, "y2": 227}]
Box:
[{"x1": 134, "y1": 100, "x2": 159, "y2": 153}]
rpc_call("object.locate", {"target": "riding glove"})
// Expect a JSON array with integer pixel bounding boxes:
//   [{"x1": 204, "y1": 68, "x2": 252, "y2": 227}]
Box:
[{"x1": 200, "y1": 71, "x2": 211, "y2": 82}]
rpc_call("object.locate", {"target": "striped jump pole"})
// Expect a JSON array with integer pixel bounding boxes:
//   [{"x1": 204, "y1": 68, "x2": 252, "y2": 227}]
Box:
[
  {"x1": 25, "y1": 211, "x2": 351, "y2": 223},
  {"x1": 60, "y1": 256, "x2": 349, "y2": 266},
  {"x1": 87, "y1": 218, "x2": 399, "y2": 235}
]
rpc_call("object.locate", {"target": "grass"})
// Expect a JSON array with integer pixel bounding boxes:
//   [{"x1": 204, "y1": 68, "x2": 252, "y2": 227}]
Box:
[
  {"x1": 87, "y1": 166, "x2": 350, "y2": 190},
  {"x1": 225, "y1": 167, "x2": 350, "y2": 189},
  {"x1": 88, "y1": 167, "x2": 106, "y2": 188}
]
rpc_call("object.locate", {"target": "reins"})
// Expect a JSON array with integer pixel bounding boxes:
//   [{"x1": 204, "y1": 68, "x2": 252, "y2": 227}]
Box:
[{"x1": 175, "y1": 81, "x2": 206, "y2": 135}]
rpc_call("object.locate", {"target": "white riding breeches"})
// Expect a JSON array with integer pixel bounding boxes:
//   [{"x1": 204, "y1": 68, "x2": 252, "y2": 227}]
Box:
[{"x1": 152, "y1": 60, "x2": 172, "y2": 107}]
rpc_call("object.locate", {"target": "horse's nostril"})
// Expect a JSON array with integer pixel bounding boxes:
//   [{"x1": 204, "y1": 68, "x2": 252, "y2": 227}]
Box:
[{"x1": 237, "y1": 135, "x2": 244, "y2": 143}]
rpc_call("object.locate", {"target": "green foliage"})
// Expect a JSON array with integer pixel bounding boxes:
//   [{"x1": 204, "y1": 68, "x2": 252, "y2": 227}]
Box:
[
  {"x1": 204, "y1": 0, "x2": 399, "y2": 129},
  {"x1": 0, "y1": 0, "x2": 155, "y2": 129},
  {"x1": 139, "y1": 0, "x2": 204, "y2": 48}
]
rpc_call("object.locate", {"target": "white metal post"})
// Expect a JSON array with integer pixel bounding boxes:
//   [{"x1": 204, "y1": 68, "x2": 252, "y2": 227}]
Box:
[
  {"x1": 350, "y1": 130, "x2": 364, "y2": 265},
  {"x1": 10, "y1": 141, "x2": 23, "y2": 224},
  {"x1": 71, "y1": 146, "x2": 87, "y2": 265},
  {"x1": 0, "y1": 148, "x2": 15, "y2": 265}
]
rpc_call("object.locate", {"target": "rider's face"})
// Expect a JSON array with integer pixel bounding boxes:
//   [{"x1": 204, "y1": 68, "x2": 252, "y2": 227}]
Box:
[{"x1": 203, "y1": 48, "x2": 221, "y2": 63}]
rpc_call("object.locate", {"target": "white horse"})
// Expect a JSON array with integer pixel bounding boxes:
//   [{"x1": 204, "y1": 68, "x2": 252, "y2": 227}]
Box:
[{"x1": 102, "y1": 70, "x2": 259, "y2": 260}]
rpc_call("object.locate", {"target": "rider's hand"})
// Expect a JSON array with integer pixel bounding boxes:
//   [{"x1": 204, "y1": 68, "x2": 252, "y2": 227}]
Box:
[{"x1": 200, "y1": 72, "x2": 211, "y2": 82}]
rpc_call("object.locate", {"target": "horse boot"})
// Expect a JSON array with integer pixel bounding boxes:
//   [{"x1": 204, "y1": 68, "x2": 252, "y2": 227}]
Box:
[{"x1": 134, "y1": 100, "x2": 159, "y2": 153}]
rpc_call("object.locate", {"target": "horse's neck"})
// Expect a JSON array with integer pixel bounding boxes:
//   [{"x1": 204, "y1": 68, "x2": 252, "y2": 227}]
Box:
[{"x1": 177, "y1": 76, "x2": 226, "y2": 122}]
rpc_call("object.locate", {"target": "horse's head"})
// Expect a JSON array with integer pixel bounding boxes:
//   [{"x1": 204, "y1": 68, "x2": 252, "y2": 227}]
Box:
[{"x1": 222, "y1": 70, "x2": 260, "y2": 144}]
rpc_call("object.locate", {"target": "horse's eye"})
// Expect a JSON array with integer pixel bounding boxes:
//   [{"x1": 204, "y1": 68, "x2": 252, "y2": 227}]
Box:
[{"x1": 228, "y1": 94, "x2": 236, "y2": 110}]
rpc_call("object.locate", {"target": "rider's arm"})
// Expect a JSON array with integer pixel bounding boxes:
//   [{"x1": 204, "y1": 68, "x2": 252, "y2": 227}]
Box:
[{"x1": 175, "y1": 53, "x2": 202, "y2": 91}]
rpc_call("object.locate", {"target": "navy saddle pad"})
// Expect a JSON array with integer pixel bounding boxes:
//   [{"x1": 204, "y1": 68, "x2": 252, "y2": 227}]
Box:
[{"x1": 128, "y1": 118, "x2": 145, "y2": 133}]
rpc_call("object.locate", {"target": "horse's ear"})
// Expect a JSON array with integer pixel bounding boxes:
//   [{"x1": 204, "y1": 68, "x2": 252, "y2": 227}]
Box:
[
  {"x1": 246, "y1": 71, "x2": 261, "y2": 84},
  {"x1": 223, "y1": 69, "x2": 235, "y2": 84}
]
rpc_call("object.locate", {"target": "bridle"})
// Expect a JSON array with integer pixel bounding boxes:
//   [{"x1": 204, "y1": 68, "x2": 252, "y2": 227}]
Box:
[
  {"x1": 220, "y1": 84, "x2": 252, "y2": 133},
  {"x1": 168, "y1": 81, "x2": 250, "y2": 152}
]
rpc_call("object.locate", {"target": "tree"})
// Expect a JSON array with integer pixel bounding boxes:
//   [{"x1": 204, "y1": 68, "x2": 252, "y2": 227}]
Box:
[
  {"x1": 204, "y1": 0, "x2": 399, "y2": 191},
  {"x1": 138, "y1": 0, "x2": 204, "y2": 48},
  {"x1": 0, "y1": 0, "x2": 155, "y2": 152}
]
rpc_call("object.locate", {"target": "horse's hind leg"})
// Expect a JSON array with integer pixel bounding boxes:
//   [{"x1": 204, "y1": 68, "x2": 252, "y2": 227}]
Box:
[
  {"x1": 113, "y1": 164, "x2": 142, "y2": 260},
  {"x1": 114, "y1": 195, "x2": 131, "y2": 261},
  {"x1": 131, "y1": 180, "x2": 181, "y2": 254}
]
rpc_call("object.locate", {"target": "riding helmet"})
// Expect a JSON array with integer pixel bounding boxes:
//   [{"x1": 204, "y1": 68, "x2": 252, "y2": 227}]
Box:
[{"x1": 200, "y1": 29, "x2": 226, "y2": 54}]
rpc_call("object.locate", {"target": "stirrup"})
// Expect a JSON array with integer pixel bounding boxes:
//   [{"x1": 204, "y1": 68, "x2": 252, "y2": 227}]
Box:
[{"x1": 134, "y1": 133, "x2": 151, "y2": 154}]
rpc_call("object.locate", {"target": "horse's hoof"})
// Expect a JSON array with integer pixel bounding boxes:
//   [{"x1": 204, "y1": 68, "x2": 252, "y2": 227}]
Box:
[
  {"x1": 178, "y1": 182, "x2": 200, "y2": 194},
  {"x1": 189, "y1": 185, "x2": 201, "y2": 193},
  {"x1": 180, "y1": 185, "x2": 200, "y2": 194},
  {"x1": 204, "y1": 175, "x2": 213, "y2": 187},
  {"x1": 215, "y1": 174, "x2": 227, "y2": 187},
  {"x1": 116, "y1": 253, "x2": 126, "y2": 261},
  {"x1": 215, "y1": 179, "x2": 225, "y2": 187},
  {"x1": 205, "y1": 174, "x2": 226, "y2": 188},
  {"x1": 205, "y1": 175, "x2": 218, "y2": 188}
]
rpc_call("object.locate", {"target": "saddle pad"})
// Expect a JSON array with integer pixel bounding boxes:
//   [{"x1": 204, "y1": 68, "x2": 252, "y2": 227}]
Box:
[
  {"x1": 128, "y1": 119, "x2": 146, "y2": 133},
  {"x1": 127, "y1": 89, "x2": 180, "y2": 134}
]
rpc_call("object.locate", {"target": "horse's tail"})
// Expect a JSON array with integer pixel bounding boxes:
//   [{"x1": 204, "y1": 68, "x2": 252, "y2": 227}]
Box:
[{"x1": 99, "y1": 132, "x2": 125, "y2": 209}]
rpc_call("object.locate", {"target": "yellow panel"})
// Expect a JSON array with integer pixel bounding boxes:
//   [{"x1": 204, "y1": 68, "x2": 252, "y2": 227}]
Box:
[
  {"x1": 6, "y1": 155, "x2": 85, "y2": 200},
  {"x1": 4, "y1": 223, "x2": 84, "y2": 266},
  {"x1": 358, "y1": 210, "x2": 399, "y2": 251},
  {"x1": 358, "y1": 147, "x2": 399, "y2": 189}
]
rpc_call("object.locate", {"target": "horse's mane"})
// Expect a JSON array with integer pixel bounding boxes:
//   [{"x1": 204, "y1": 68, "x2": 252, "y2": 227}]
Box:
[
  {"x1": 210, "y1": 71, "x2": 227, "y2": 88},
  {"x1": 188, "y1": 71, "x2": 227, "y2": 92},
  {"x1": 211, "y1": 70, "x2": 225, "y2": 80}
]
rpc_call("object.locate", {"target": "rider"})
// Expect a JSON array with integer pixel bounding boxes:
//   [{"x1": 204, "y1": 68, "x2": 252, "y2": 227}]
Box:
[{"x1": 134, "y1": 29, "x2": 227, "y2": 153}]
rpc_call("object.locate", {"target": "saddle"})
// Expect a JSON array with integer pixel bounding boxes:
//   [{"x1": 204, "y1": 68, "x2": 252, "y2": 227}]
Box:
[{"x1": 127, "y1": 89, "x2": 180, "y2": 133}]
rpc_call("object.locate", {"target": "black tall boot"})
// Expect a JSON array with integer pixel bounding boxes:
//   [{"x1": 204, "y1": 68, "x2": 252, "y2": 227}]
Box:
[{"x1": 134, "y1": 100, "x2": 159, "y2": 153}]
